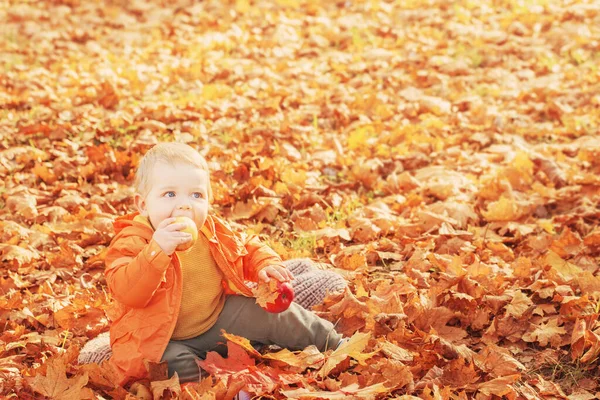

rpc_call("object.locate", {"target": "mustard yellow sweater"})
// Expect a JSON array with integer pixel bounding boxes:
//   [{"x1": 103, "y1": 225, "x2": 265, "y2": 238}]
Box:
[{"x1": 172, "y1": 232, "x2": 226, "y2": 340}]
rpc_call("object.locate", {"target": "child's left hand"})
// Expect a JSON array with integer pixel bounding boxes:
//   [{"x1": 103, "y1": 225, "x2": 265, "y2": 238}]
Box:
[{"x1": 258, "y1": 265, "x2": 294, "y2": 283}]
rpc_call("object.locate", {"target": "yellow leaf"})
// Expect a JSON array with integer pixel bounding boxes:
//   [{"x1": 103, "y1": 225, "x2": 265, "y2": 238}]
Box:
[
  {"x1": 276, "y1": 0, "x2": 300, "y2": 7},
  {"x1": 538, "y1": 219, "x2": 556, "y2": 234},
  {"x1": 318, "y1": 332, "x2": 372, "y2": 377},
  {"x1": 202, "y1": 84, "x2": 231, "y2": 100},
  {"x1": 355, "y1": 279, "x2": 369, "y2": 298},
  {"x1": 221, "y1": 331, "x2": 263, "y2": 358},
  {"x1": 447, "y1": 256, "x2": 466, "y2": 277},
  {"x1": 482, "y1": 197, "x2": 522, "y2": 222},
  {"x1": 338, "y1": 253, "x2": 366, "y2": 271},
  {"x1": 281, "y1": 168, "x2": 307, "y2": 187},
  {"x1": 348, "y1": 126, "x2": 372, "y2": 150},
  {"x1": 235, "y1": 0, "x2": 250, "y2": 13},
  {"x1": 544, "y1": 250, "x2": 582, "y2": 281},
  {"x1": 512, "y1": 151, "x2": 534, "y2": 175},
  {"x1": 262, "y1": 346, "x2": 325, "y2": 369}
]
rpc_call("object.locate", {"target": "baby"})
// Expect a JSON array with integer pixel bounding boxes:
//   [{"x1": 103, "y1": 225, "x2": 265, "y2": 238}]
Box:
[{"x1": 104, "y1": 142, "x2": 344, "y2": 387}]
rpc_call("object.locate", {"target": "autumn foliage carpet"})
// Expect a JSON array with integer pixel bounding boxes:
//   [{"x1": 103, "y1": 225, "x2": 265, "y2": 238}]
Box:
[{"x1": 1, "y1": 0, "x2": 600, "y2": 398}]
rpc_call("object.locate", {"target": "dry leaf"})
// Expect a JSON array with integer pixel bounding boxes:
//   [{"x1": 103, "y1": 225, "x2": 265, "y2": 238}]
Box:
[{"x1": 29, "y1": 358, "x2": 90, "y2": 400}]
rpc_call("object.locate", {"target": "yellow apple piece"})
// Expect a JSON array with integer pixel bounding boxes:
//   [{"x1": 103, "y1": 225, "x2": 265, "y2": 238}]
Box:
[{"x1": 173, "y1": 216, "x2": 198, "y2": 252}]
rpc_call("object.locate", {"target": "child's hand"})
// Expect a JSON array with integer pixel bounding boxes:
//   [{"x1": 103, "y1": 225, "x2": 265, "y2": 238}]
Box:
[
  {"x1": 258, "y1": 265, "x2": 294, "y2": 283},
  {"x1": 152, "y1": 217, "x2": 193, "y2": 256}
]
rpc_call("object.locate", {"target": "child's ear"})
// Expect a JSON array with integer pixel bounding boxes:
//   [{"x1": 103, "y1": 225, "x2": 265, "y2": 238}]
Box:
[{"x1": 134, "y1": 193, "x2": 149, "y2": 216}]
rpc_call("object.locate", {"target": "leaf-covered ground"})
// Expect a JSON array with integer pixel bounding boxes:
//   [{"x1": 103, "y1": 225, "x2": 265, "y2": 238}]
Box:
[{"x1": 1, "y1": 0, "x2": 600, "y2": 398}]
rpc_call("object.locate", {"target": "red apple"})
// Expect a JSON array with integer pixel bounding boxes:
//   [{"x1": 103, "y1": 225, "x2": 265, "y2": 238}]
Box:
[{"x1": 264, "y1": 282, "x2": 295, "y2": 313}]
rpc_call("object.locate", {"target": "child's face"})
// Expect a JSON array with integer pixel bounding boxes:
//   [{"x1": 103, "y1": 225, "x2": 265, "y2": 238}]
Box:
[{"x1": 135, "y1": 161, "x2": 210, "y2": 231}]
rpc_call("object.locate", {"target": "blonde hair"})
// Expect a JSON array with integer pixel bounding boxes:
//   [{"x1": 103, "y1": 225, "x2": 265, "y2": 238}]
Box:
[{"x1": 134, "y1": 142, "x2": 213, "y2": 201}]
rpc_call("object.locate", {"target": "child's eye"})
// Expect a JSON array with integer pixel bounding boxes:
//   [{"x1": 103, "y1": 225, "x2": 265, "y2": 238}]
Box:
[
  {"x1": 192, "y1": 192, "x2": 204, "y2": 199},
  {"x1": 165, "y1": 191, "x2": 175, "y2": 198}
]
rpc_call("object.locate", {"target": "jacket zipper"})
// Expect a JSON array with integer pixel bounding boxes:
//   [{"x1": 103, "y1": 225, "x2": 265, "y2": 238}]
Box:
[
  {"x1": 211, "y1": 238, "x2": 253, "y2": 296},
  {"x1": 156, "y1": 254, "x2": 183, "y2": 361}
]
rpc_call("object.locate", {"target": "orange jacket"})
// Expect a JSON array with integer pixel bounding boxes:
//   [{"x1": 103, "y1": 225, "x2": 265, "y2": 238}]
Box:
[{"x1": 104, "y1": 212, "x2": 284, "y2": 385}]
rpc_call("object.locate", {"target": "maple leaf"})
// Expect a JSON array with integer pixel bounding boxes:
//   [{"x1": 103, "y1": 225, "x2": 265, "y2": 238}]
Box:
[
  {"x1": 440, "y1": 358, "x2": 479, "y2": 387},
  {"x1": 0, "y1": 244, "x2": 40, "y2": 267},
  {"x1": 474, "y1": 345, "x2": 525, "y2": 378},
  {"x1": 282, "y1": 382, "x2": 389, "y2": 399},
  {"x1": 549, "y1": 227, "x2": 583, "y2": 258},
  {"x1": 4, "y1": 0, "x2": 600, "y2": 397},
  {"x1": 474, "y1": 374, "x2": 520, "y2": 397},
  {"x1": 544, "y1": 250, "x2": 583, "y2": 282},
  {"x1": 318, "y1": 332, "x2": 372, "y2": 378},
  {"x1": 28, "y1": 358, "x2": 90, "y2": 400},
  {"x1": 221, "y1": 331, "x2": 263, "y2": 358},
  {"x1": 262, "y1": 346, "x2": 325, "y2": 370},
  {"x1": 78, "y1": 362, "x2": 123, "y2": 392},
  {"x1": 198, "y1": 341, "x2": 295, "y2": 395},
  {"x1": 522, "y1": 318, "x2": 567, "y2": 347},
  {"x1": 481, "y1": 197, "x2": 523, "y2": 222},
  {"x1": 532, "y1": 374, "x2": 567, "y2": 397},
  {"x1": 150, "y1": 372, "x2": 181, "y2": 399},
  {"x1": 504, "y1": 290, "x2": 534, "y2": 318},
  {"x1": 252, "y1": 280, "x2": 279, "y2": 308},
  {"x1": 570, "y1": 318, "x2": 587, "y2": 360},
  {"x1": 378, "y1": 341, "x2": 413, "y2": 362}
]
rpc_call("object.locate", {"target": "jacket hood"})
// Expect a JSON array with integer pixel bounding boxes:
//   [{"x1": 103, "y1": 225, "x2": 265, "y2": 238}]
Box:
[{"x1": 113, "y1": 212, "x2": 154, "y2": 240}]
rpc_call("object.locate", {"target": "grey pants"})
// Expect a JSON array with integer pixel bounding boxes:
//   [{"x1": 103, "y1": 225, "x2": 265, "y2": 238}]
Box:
[{"x1": 161, "y1": 295, "x2": 342, "y2": 382}]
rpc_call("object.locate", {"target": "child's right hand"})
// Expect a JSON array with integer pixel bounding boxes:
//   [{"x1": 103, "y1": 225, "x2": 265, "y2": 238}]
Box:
[{"x1": 152, "y1": 217, "x2": 193, "y2": 256}]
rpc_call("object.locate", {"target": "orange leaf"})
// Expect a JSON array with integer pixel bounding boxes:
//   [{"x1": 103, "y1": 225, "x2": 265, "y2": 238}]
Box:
[
  {"x1": 282, "y1": 382, "x2": 389, "y2": 399},
  {"x1": 522, "y1": 317, "x2": 567, "y2": 347},
  {"x1": 220, "y1": 331, "x2": 262, "y2": 358},
  {"x1": 475, "y1": 374, "x2": 520, "y2": 397},
  {"x1": 474, "y1": 345, "x2": 525, "y2": 377},
  {"x1": 28, "y1": 358, "x2": 90, "y2": 400},
  {"x1": 251, "y1": 280, "x2": 279, "y2": 308},
  {"x1": 150, "y1": 372, "x2": 181, "y2": 399},
  {"x1": 505, "y1": 290, "x2": 533, "y2": 319}
]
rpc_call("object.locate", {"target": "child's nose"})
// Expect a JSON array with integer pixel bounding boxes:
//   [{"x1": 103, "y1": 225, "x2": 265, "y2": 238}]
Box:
[{"x1": 178, "y1": 203, "x2": 191, "y2": 210}]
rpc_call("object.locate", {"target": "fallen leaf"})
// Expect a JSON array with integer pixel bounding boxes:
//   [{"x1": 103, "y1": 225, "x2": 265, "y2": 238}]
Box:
[{"x1": 28, "y1": 358, "x2": 89, "y2": 400}]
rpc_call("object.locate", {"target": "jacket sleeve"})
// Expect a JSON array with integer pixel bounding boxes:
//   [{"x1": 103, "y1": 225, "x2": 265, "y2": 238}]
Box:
[
  {"x1": 104, "y1": 234, "x2": 172, "y2": 308},
  {"x1": 241, "y1": 233, "x2": 285, "y2": 282}
]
